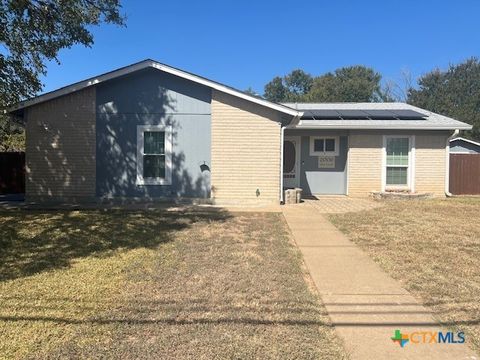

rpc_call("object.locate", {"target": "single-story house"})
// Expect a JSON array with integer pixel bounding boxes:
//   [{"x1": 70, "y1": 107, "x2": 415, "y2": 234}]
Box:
[
  {"x1": 9, "y1": 59, "x2": 472, "y2": 205},
  {"x1": 450, "y1": 137, "x2": 480, "y2": 154}
]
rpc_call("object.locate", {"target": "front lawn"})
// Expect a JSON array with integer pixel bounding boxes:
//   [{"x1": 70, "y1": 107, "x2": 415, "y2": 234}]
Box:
[
  {"x1": 329, "y1": 198, "x2": 480, "y2": 353},
  {"x1": 0, "y1": 209, "x2": 347, "y2": 359}
]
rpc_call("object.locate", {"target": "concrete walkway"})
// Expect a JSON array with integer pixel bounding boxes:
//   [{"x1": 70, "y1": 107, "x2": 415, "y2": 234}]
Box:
[{"x1": 282, "y1": 203, "x2": 478, "y2": 360}]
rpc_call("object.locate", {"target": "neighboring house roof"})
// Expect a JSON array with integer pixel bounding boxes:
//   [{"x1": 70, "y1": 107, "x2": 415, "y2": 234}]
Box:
[
  {"x1": 449, "y1": 136, "x2": 480, "y2": 147},
  {"x1": 449, "y1": 137, "x2": 480, "y2": 154},
  {"x1": 9, "y1": 59, "x2": 300, "y2": 117},
  {"x1": 282, "y1": 102, "x2": 472, "y2": 130}
]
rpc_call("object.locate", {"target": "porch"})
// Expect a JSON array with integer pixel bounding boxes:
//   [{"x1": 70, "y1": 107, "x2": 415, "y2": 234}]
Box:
[{"x1": 283, "y1": 130, "x2": 348, "y2": 196}]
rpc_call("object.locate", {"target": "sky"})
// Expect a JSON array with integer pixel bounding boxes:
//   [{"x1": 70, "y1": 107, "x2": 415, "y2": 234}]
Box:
[{"x1": 41, "y1": 0, "x2": 480, "y2": 96}]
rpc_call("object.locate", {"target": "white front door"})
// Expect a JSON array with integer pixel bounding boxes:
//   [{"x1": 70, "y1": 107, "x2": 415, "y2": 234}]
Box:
[{"x1": 283, "y1": 136, "x2": 300, "y2": 188}]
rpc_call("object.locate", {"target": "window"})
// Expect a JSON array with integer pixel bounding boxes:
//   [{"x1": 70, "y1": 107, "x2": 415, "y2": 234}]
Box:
[
  {"x1": 325, "y1": 138, "x2": 335, "y2": 152},
  {"x1": 136, "y1": 125, "x2": 172, "y2": 185},
  {"x1": 313, "y1": 138, "x2": 324, "y2": 152},
  {"x1": 383, "y1": 136, "x2": 414, "y2": 190},
  {"x1": 310, "y1": 136, "x2": 339, "y2": 156}
]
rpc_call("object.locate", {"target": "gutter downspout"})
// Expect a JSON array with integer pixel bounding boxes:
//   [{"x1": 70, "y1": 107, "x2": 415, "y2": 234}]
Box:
[
  {"x1": 445, "y1": 129, "x2": 459, "y2": 197},
  {"x1": 280, "y1": 126, "x2": 286, "y2": 203},
  {"x1": 280, "y1": 112, "x2": 303, "y2": 204}
]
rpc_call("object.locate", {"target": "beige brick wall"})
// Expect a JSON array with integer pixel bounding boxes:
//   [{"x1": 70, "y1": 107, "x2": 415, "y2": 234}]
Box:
[
  {"x1": 348, "y1": 133, "x2": 383, "y2": 196},
  {"x1": 211, "y1": 90, "x2": 284, "y2": 204},
  {"x1": 25, "y1": 87, "x2": 96, "y2": 201},
  {"x1": 415, "y1": 132, "x2": 449, "y2": 195},
  {"x1": 347, "y1": 131, "x2": 449, "y2": 197}
]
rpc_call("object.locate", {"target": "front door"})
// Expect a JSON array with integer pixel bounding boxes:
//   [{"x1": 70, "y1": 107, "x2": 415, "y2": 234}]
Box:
[{"x1": 283, "y1": 137, "x2": 300, "y2": 188}]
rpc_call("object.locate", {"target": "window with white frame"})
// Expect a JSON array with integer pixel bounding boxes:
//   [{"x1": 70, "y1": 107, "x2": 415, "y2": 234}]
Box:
[
  {"x1": 384, "y1": 136, "x2": 412, "y2": 188},
  {"x1": 136, "y1": 125, "x2": 172, "y2": 185},
  {"x1": 310, "y1": 136, "x2": 339, "y2": 156}
]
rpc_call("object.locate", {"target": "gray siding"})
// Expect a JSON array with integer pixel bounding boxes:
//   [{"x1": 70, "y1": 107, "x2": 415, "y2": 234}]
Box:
[
  {"x1": 286, "y1": 130, "x2": 348, "y2": 194},
  {"x1": 96, "y1": 68, "x2": 212, "y2": 198},
  {"x1": 450, "y1": 139, "x2": 480, "y2": 154}
]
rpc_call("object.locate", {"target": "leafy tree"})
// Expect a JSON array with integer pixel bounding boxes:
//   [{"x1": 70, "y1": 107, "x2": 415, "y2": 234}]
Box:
[
  {"x1": 303, "y1": 73, "x2": 336, "y2": 102},
  {"x1": 264, "y1": 76, "x2": 287, "y2": 102},
  {"x1": 264, "y1": 66, "x2": 386, "y2": 103},
  {"x1": 0, "y1": 0, "x2": 125, "y2": 150},
  {"x1": 264, "y1": 70, "x2": 312, "y2": 102},
  {"x1": 408, "y1": 58, "x2": 480, "y2": 140},
  {"x1": 0, "y1": 113, "x2": 24, "y2": 151},
  {"x1": 306, "y1": 65, "x2": 384, "y2": 102},
  {"x1": 0, "y1": 131, "x2": 25, "y2": 152},
  {"x1": 284, "y1": 69, "x2": 313, "y2": 100}
]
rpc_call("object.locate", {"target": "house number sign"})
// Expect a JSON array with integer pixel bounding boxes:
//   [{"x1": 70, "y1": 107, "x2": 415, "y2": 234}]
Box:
[{"x1": 318, "y1": 156, "x2": 335, "y2": 168}]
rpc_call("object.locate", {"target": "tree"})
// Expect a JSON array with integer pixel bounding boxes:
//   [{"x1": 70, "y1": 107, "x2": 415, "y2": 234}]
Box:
[
  {"x1": 284, "y1": 69, "x2": 313, "y2": 100},
  {"x1": 264, "y1": 66, "x2": 387, "y2": 103},
  {"x1": 244, "y1": 87, "x2": 260, "y2": 97},
  {"x1": 382, "y1": 68, "x2": 414, "y2": 102},
  {"x1": 264, "y1": 76, "x2": 287, "y2": 102},
  {"x1": 0, "y1": 0, "x2": 125, "y2": 150},
  {"x1": 408, "y1": 58, "x2": 480, "y2": 140},
  {"x1": 306, "y1": 65, "x2": 384, "y2": 102},
  {"x1": 264, "y1": 70, "x2": 312, "y2": 102}
]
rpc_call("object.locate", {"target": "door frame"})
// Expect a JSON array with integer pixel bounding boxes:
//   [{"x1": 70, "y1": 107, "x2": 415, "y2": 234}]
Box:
[{"x1": 283, "y1": 136, "x2": 301, "y2": 188}]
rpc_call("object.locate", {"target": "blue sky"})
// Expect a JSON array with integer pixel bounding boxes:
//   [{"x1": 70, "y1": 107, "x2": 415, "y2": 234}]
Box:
[{"x1": 42, "y1": 0, "x2": 480, "y2": 95}]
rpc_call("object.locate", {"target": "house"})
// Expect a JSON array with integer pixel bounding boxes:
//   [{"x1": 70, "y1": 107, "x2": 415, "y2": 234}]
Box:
[
  {"x1": 9, "y1": 59, "x2": 472, "y2": 205},
  {"x1": 450, "y1": 137, "x2": 480, "y2": 154}
]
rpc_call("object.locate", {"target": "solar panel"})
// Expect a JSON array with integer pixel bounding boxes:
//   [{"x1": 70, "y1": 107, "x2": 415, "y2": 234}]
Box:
[
  {"x1": 391, "y1": 109, "x2": 426, "y2": 119},
  {"x1": 336, "y1": 110, "x2": 370, "y2": 119},
  {"x1": 300, "y1": 108, "x2": 428, "y2": 120},
  {"x1": 363, "y1": 110, "x2": 398, "y2": 119},
  {"x1": 301, "y1": 110, "x2": 342, "y2": 119},
  {"x1": 300, "y1": 111, "x2": 314, "y2": 120}
]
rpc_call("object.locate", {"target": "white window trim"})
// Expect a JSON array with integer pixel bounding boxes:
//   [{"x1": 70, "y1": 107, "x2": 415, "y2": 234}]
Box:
[
  {"x1": 309, "y1": 136, "x2": 339, "y2": 156},
  {"x1": 136, "y1": 125, "x2": 173, "y2": 185},
  {"x1": 381, "y1": 135, "x2": 415, "y2": 192}
]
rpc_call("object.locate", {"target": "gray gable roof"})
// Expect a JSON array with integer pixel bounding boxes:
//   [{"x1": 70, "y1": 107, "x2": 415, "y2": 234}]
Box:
[
  {"x1": 282, "y1": 102, "x2": 472, "y2": 130},
  {"x1": 10, "y1": 59, "x2": 300, "y2": 117}
]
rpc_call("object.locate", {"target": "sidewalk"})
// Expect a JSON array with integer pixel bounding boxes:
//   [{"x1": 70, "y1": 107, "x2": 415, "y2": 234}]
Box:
[{"x1": 282, "y1": 203, "x2": 477, "y2": 360}]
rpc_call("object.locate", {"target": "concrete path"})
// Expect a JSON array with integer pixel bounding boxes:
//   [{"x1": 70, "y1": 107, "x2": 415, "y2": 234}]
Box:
[{"x1": 282, "y1": 203, "x2": 478, "y2": 360}]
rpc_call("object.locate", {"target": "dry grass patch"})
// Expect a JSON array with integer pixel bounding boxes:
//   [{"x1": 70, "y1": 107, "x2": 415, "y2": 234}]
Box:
[
  {"x1": 329, "y1": 198, "x2": 480, "y2": 353},
  {"x1": 0, "y1": 209, "x2": 347, "y2": 359}
]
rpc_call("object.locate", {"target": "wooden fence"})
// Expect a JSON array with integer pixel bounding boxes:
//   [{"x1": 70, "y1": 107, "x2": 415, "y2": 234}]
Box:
[
  {"x1": 0, "y1": 152, "x2": 25, "y2": 194},
  {"x1": 449, "y1": 154, "x2": 480, "y2": 195}
]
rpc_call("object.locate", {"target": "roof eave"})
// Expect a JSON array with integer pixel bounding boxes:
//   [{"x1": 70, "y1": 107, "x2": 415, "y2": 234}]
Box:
[
  {"x1": 449, "y1": 136, "x2": 480, "y2": 146},
  {"x1": 292, "y1": 124, "x2": 473, "y2": 130}
]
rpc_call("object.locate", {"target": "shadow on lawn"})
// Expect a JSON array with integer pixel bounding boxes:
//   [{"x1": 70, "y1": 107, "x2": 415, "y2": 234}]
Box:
[
  {"x1": 1, "y1": 295, "x2": 478, "y2": 328},
  {"x1": 1, "y1": 315, "x2": 479, "y2": 327},
  {"x1": 0, "y1": 208, "x2": 231, "y2": 282}
]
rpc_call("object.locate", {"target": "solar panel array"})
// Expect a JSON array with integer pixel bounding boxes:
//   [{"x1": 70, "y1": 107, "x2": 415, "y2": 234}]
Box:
[{"x1": 301, "y1": 109, "x2": 427, "y2": 120}]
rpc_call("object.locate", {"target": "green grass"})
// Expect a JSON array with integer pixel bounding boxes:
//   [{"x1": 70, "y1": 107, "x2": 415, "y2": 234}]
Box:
[
  {"x1": 329, "y1": 197, "x2": 480, "y2": 354},
  {"x1": 0, "y1": 209, "x2": 347, "y2": 359}
]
